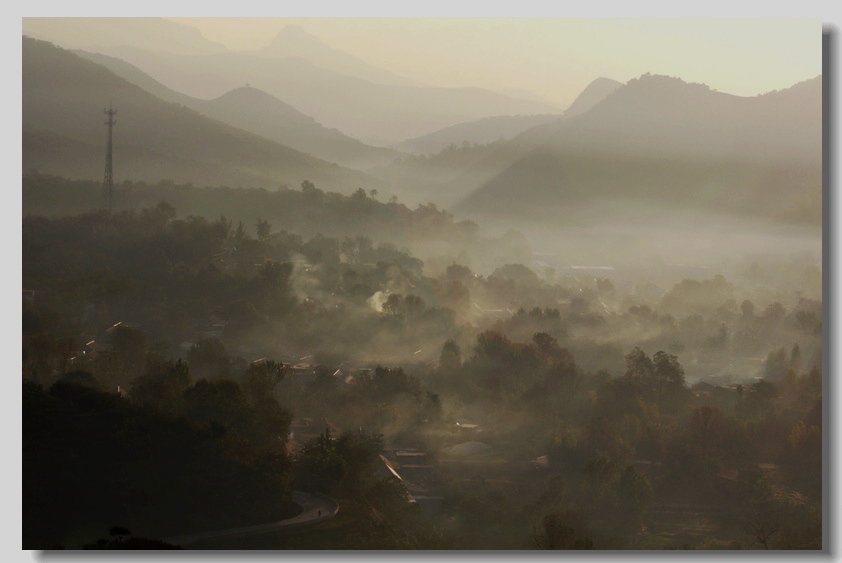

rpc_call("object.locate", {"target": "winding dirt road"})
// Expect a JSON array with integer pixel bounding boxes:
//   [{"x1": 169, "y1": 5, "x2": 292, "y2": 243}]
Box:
[{"x1": 165, "y1": 491, "x2": 338, "y2": 547}]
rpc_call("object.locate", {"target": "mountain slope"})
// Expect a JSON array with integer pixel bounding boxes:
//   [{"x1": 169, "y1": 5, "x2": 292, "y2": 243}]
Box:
[
  {"x1": 201, "y1": 87, "x2": 401, "y2": 169},
  {"x1": 22, "y1": 17, "x2": 227, "y2": 56},
  {"x1": 253, "y1": 25, "x2": 421, "y2": 87},
  {"x1": 75, "y1": 50, "x2": 402, "y2": 169},
  {"x1": 22, "y1": 37, "x2": 384, "y2": 192},
  {"x1": 369, "y1": 76, "x2": 628, "y2": 204},
  {"x1": 389, "y1": 76, "x2": 622, "y2": 155},
  {"x1": 392, "y1": 114, "x2": 561, "y2": 155},
  {"x1": 520, "y1": 74, "x2": 821, "y2": 161},
  {"x1": 562, "y1": 77, "x2": 623, "y2": 118},
  {"x1": 454, "y1": 74, "x2": 822, "y2": 226},
  {"x1": 60, "y1": 44, "x2": 561, "y2": 145}
]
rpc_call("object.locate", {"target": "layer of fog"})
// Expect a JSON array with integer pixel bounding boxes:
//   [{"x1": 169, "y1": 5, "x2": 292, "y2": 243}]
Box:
[{"x1": 447, "y1": 199, "x2": 820, "y2": 281}]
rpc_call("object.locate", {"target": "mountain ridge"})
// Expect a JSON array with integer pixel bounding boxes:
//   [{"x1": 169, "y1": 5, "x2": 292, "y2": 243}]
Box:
[
  {"x1": 22, "y1": 17, "x2": 228, "y2": 56},
  {"x1": 453, "y1": 73, "x2": 822, "y2": 226},
  {"x1": 392, "y1": 114, "x2": 562, "y2": 156},
  {"x1": 253, "y1": 25, "x2": 422, "y2": 88},
  {"x1": 22, "y1": 37, "x2": 386, "y2": 193},
  {"x1": 562, "y1": 77, "x2": 623, "y2": 118},
  {"x1": 55, "y1": 42, "x2": 562, "y2": 144},
  {"x1": 517, "y1": 73, "x2": 822, "y2": 161},
  {"x1": 75, "y1": 49, "x2": 403, "y2": 170}
]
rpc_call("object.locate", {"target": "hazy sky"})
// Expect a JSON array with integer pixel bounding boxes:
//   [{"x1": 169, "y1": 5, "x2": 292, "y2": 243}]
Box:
[{"x1": 164, "y1": 17, "x2": 821, "y2": 107}]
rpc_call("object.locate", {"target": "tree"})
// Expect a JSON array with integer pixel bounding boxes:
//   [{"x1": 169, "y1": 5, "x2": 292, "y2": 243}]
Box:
[
  {"x1": 109, "y1": 526, "x2": 131, "y2": 542},
  {"x1": 212, "y1": 216, "x2": 232, "y2": 239},
  {"x1": 741, "y1": 299, "x2": 755, "y2": 319},
  {"x1": 474, "y1": 331, "x2": 513, "y2": 362},
  {"x1": 614, "y1": 466, "x2": 652, "y2": 531},
  {"x1": 334, "y1": 430, "x2": 383, "y2": 492},
  {"x1": 421, "y1": 391, "x2": 443, "y2": 422},
  {"x1": 789, "y1": 343, "x2": 802, "y2": 372},
  {"x1": 220, "y1": 298, "x2": 264, "y2": 338},
  {"x1": 594, "y1": 377, "x2": 649, "y2": 424},
  {"x1": 350, "y1": 187, "x2": 368, "y2": 203},
  {"x1": 233, "y1": 220, "x2": 246, "y2": 241},
  {"x1": 544, "y1": 349, "x2": 582, "y2": 395},
  {"x1": 653, "y1": 350, "x2": 684, "y2": 386},
  {"x1": 404, "y1": 294, "x2": 425, "y2": 318},
  {"x1": 109, "y1": 325, "x2": 149, "y2": 382},
  {"x1": 299, "y1": 428, "x2": 347, "y2": 494},
  {"x1": 182, "y1": 378, "x2": 244, "y2": 428},
  {"x1": 256, "y1": 218, "x2": 271, "y2": 241},
  {"x1": 341, "y1": 235, "x2": 373, "y2": 264},
  {"x1": 131, "y1": 359, "x2": 190, "y2": 411},
  {"x1": 660, "y1": 275, "x2": 734, "y2": 315},
  {"x1": 439, "y1": 339, "x2": 462, "y2": 370},
  {"x1": 688, "y1": 406, "x2": 720, "y2": 459},
  {"x1": 243, "y1": 360, "x2": 286, "y2": 404},
  {"x1": 61, "y1": 370, "x2": 99, "y2": 388},
  {"x1": 652, "y1": 350, "x2": 688, "y2": 411},
  {"x1": 437, "y1": 280, "x2": 469, "y2": 313},
  {"x1": 382, "y1": 293, "x2": 404, "y2": 320},
  {"x1": 187, "y1": 338, "x2": 229, "y2": 380},
  {"x1": 785, "y1": 421, "x2": 822, "y2": 498},
  {"x1": 141, "y1": 201, "x2": 176, "y2": 229},
  {"x1": 743, "y1": 499, "x2": 783, "y2": 549},
  {"x1": 585, "y1": 420, "x2": 631, "y2": 463},
  {"x1": 445, "y1": 263, "x2": 473, "y2": 283},
  {"x1": 533, "y1": 332, "x2": 561, "y2": 359},
  {"x1": 762, "y1": 347, "x2": 789, "y2": 380},
  {"x1": 794, "y1": 309, "x2": 820, "y2": 334},
  {"x1": 369, "y1": 366, "x2": 421, "y2": 400},
  {"x1": 533, "y1": 511, "x2": 593, "y2": 550},
  {"x1": 763, "y1": 302, "x2": 786, "y2": 325},
  {"x1": 624, "y1": 347, "x2": 654, "y2": 381}
]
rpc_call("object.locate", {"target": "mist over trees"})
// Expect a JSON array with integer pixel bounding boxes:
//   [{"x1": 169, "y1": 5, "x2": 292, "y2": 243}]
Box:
[
  {"x1": 21, "y1": 22, "x2": 822, "y2": 552},
  {"x1": 23, "y1": 188, "x2": 822, "y2": 549}
]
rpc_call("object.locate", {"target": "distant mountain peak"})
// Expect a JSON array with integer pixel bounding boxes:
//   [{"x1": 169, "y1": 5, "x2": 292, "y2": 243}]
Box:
[
  {"x1": 267, "y1": 24, "x2": 332, "y2": 52},
  {"x1": 628, "y1": 73, "x2": 711, "y2": 91},
  {"x1": 218, "y1": 85, "x2": 274, "y2": 100},
  {"x1": 209, "y1": 86, "x2": 316, "y2": 125},
  {"x1": 257, "y1": 25, "x2": 421, "y2": 88},
  {"x1": 280, "y1": 23, "x2": 306, "y2": 33},
  {"x1": 590, "y1": 76, "x2": 623, "y2": 86},
  {"x1": 562, "y1": 76, "x2": 623, "y2": 118},
  {"x1": 213, "y1": 85, "x2": 288, "y2": 109}
]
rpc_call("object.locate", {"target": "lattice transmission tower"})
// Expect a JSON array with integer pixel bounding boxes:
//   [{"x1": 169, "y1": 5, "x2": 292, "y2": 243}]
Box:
[{"x1": 101, "y1": 105, "x2": 117, "y2": 212}]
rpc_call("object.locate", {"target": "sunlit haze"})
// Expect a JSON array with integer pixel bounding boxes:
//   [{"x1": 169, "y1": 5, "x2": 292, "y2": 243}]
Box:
[
  {"x1": 20, "y1": 14, "x2": 829, "y2": 552},
  {"x1": 22, "y1": 17, "x2": 821, "y2": 108},
  {"x1": 163, "y1": 17, "x2": 820, "y2": 106}
]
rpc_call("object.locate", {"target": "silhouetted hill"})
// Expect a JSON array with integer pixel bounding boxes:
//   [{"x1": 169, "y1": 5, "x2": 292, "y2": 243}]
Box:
[
  {"x1": 75, "y1": 51, "x2": 401, "y2": 169},
  {"x1": 455, "y1": 74, "x2": 822, "y2": 226},
  {"x1": 392, "y1": 114, "x2": 561, "y2": 155},
  {"x1": 203, "y1": 87, "x2": 402, "y2": 169},
  {"x1": 254, "y1": 25, "x2": 421, "y2": 87},
  {"x1": 370, "y1": 77, "x2": 626, "y2": 204},
  {"x1": 369, "y1": 141, "x2": 519, "y2": 208},
  {"x1": 72, "y1": 49, "x2": 197, "y2": 106},
  {"x1": 22, "y1": 17, "x2": 227, "y2": 55},
  {"x1": 520, "y1": 74, "x2": 821, "y2": 161},
  {"x1": 562, "y1": 77, "x2": 623, "y2": 118},
  {"x1": 22, "y1": 37, "x2": 385, "y2": 192},
  {"x1": 56, "y1": 43, "x2": 561, "y2": 145}
]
